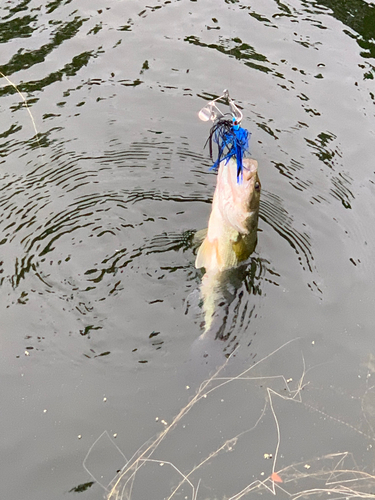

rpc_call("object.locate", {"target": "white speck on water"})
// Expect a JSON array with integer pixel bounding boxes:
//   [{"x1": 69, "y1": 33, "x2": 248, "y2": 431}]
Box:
[
  {"x1": 78, "y1": 435, "x2": 82, "y2": 439},
  {"x1": 43, "y1": 409, "x2": 47, "y2": 413},
  {"x1": 103, "y1": 397, "x2": 107, "y2": 402},
  {"x1": 25, "y1": 350, "x2": 30, "y2": 356},
  {"x1": 113, "y1": 433, "x2": 117, "y2": 438}
]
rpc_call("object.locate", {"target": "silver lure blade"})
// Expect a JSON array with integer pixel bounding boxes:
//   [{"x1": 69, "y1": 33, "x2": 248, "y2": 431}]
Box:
[
  {"x1": 198, "y1": 102, "x2": 223, "y2": 122},
  {"x1": 198, "y1": 90, "x2": 243, "y2": 123}
]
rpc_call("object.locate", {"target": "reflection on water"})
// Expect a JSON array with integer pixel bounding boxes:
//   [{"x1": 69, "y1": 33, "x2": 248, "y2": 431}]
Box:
[{"x1": 317, "y1": 0, "x2": 375, "y2": 67}]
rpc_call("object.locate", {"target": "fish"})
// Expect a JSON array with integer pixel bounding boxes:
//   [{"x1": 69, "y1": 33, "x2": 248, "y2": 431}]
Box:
[{"x1": 195, "y1": 157, "x2": 261, "y2": 334}]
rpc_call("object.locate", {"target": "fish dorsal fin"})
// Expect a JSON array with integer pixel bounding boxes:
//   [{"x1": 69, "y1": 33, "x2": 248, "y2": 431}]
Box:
[{"x1": 195, "y1": 237, "x2": 222, "y2": 271}]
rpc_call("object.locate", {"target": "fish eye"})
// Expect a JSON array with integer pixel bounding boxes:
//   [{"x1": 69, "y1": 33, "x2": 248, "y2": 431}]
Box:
[{"x1": 255, "y1": 181, "x2": 260, "y2": 191}]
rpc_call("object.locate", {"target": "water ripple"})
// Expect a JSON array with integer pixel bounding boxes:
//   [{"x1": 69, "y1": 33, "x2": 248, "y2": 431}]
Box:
[
  {"x1": 0, "y1": 132, "x2": 211, "y2": 307},
  {"x1": 260, "y1": 190, "x2": 315, "y2": 274}
]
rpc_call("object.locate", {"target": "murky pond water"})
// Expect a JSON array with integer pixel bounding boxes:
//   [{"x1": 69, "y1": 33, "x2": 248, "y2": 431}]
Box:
[{"x1": 1, "y1": 0, "x2": 375, "y2": 499}]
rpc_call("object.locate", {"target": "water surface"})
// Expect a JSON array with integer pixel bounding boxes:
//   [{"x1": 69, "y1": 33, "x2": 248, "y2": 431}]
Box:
[{"x1": 1, "y1": 0, "x2": 375, "y2": 499}]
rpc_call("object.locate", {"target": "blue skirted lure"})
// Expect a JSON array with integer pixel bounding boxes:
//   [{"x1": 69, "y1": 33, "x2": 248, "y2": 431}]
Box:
[
  {"x1": 198, "y1": 90, "x2": 250, "y2": 182},
  {"x1": 206, "y1": 117, "x2": 250, "y2": 181}
]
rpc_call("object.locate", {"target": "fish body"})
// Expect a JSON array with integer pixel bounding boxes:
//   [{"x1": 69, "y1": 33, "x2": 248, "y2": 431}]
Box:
[
  {"x1": 195, "y1": 157, "x2": 261, "y2": 333},
  {"x1": 196, "y1": 157, "x2": 260, "y2": 274}
]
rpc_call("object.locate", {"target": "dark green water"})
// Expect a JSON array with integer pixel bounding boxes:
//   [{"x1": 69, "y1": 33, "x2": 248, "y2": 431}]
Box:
[{"x1": 1, "y1": 0, "x2": 375, "y2": 499}]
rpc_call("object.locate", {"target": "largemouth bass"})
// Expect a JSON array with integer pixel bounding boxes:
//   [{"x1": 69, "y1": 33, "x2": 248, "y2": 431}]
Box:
[{"x1": 195, "y1": 157, "x2": 261, "y2": 333}]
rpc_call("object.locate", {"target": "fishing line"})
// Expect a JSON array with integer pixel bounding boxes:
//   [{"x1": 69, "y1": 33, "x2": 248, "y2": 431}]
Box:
[
  {"x1": 228, "y1": 0, "x2": 234, "y2": 91},
  {"x1": 196, "y1": 5, "x2": 251, "y2": 181}
]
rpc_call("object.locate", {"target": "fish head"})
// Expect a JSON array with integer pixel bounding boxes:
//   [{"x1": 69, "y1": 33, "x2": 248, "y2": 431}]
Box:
[
  {"x1": 216, "y1": 157, "x2": 261, "y2": 233},
  {"x1": 241, "y1": 158, "x2": 261, "y2": 209}
]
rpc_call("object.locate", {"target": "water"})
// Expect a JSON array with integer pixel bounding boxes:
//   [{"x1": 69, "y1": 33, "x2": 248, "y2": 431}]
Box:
[{"x1": 1, "y1": 0, "x2": 375, "y2": 498}]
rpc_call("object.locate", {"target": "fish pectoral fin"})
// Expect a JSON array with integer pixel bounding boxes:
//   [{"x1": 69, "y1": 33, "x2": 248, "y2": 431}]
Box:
[
  {"x1": 232, "y1": 237, "x2": 245, "y2": 261},
  {"x1": 231, "y1": 233, "x2": 256, "y2": 262},
  {"x1": 232, "y1": 232, "x2": 241, "y2": 244},
  {"x1": 195, "y1": 238, "x2": 222, "y2": 271}
]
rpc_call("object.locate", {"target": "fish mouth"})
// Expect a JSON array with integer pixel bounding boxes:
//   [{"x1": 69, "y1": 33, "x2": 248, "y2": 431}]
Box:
[{"x1": 241, "y1": 159, "x2": 258, "y2": 181}]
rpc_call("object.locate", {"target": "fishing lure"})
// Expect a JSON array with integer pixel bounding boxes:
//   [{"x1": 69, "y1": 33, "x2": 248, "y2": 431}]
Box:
[{"x1": 198, "y1": 90, "x2": 251, "y2": 181}]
